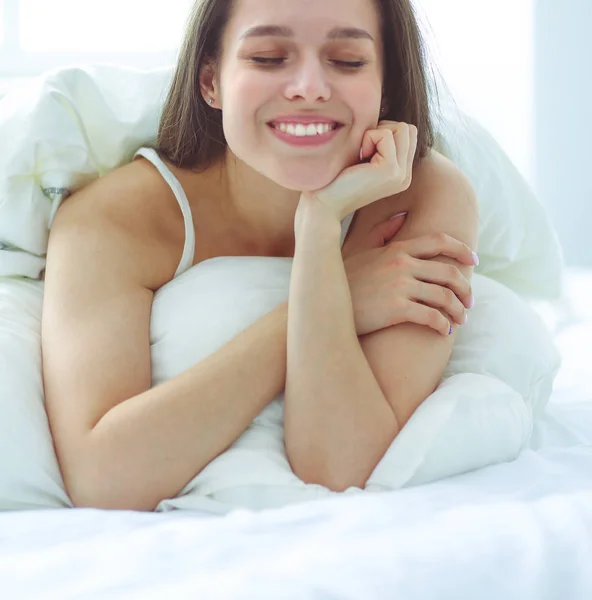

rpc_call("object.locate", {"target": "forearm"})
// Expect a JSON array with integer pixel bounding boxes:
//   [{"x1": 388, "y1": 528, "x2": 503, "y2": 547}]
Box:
[
  {"x1": 285, "y1": 198, "x2": 398, "y2": 491},
  {"x1": 75, "y1": 302, "x2": 289, "y2": 511}
]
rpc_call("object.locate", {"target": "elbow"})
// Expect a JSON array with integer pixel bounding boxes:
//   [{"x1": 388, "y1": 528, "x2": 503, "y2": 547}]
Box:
[
  {"x1": 66, "y1": 475, "x2": 158, "y2": 512},
  {"x1": 67, "y1": 484, "x2": 157, "y2": 512},
  {"x1": 289, "y1": 455, "x2": 369, "y2": 493},
  {"x1": 287, "y1": 429, "x2": 399, "y2": 493},
  {"x1": 62, "y1": 449, "x2": 158, "y2": 512},
  {"x1": 286, "y1": 418, "x2": 398, "y2": 493},
  {"x1": 298, "y1": 468, "x2": 368, "y2": 493}
]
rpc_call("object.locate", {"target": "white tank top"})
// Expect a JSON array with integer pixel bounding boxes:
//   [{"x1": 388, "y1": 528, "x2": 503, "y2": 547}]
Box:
[
  {"x1": 133, "y1": 146, "x2": 360, "y2": 515},
  {"x1": 133, "y1": 147, "x2": 356, "y2": 278}
]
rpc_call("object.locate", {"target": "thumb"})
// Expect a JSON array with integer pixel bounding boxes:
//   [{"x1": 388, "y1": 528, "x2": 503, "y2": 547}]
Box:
[{"x1": 377, "y1": 211, "x2": 408, "y2": 244}]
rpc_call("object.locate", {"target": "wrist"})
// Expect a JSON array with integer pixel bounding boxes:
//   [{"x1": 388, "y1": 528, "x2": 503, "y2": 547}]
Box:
[{"x1": 295, "y1": 193, "x2": 342, "y2": 241}]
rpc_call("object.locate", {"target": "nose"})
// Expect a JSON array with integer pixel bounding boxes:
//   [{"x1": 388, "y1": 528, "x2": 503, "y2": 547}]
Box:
[{"x1": 284, "y1": 54, "x2": 331, "y2": 104}]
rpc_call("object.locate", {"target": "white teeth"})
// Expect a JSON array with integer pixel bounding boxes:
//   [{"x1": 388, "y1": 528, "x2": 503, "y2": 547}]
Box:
[
  {"x1": 295, "y1": 124, "x2": 307, "y2": 136},
  {"x1": 274, "y1": 122, "x2": 336, "y2": 137}
]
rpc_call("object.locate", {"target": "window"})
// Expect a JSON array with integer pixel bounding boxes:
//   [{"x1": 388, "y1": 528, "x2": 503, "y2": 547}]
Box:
[{"x1": 0, "y1": 0, "x2": 194, "y2": 78}]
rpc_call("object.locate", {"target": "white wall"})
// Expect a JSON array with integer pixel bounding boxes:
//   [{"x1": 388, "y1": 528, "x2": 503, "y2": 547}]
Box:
[
  {"x1": 418, "y1": 0, "x2": 535, "y2": 189},
  {"x1": 420, "y1": 0, "x2": 591, "y2": 266},
  {"x1": 534, "y1": 0, "x2": 592, "y2": 266}
]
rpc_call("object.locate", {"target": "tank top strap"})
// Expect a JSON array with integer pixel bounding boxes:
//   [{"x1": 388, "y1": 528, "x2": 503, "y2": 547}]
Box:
[{"x1": 134, "y1": 147, "x2": 195, "y2": 278}]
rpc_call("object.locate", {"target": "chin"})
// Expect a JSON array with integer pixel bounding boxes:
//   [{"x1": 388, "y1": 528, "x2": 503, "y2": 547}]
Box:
[{"x1": 265, "y1": 160, "x2": 346, "y2": 193}]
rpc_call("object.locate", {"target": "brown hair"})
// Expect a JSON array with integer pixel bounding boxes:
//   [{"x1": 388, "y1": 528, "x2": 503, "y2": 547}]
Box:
[{"x1": 152, "y1": 0, "x2": 451, "y2": 172}]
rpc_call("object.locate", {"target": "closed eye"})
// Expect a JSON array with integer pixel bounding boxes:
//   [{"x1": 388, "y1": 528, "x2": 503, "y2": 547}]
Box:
[
  {"x1": 250, "y1": 57, "x2": 285, "y2": 65},
  {"x1": 250, "y1": 57, "x2": 368, "y2": 69},
  {"x1": 332, "y1": 60, "x2": 367, "y2": 69}
]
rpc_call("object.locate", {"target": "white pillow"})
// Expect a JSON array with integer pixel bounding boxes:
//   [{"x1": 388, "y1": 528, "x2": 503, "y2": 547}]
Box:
[
  {"x1": 444, "y1": 274, "x2": 561, "y2": 418},
  {"x1": 0, "y1": 63, "x2": 563, "y2": 301},
  {"x1": 366, "y1": 274, "x2": 561, "y2": 491},
  {"x1": 0, "y1": 277, "x2": 72, "y2": 509},
  {"x1": 0, "y1": 64, "x2": 173, "y2": 277}
]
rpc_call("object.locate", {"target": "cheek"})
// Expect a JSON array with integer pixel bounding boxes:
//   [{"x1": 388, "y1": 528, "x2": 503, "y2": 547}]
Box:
[
  {"x1": 220, "y1": 72, "x2": 272, "y2": 147},
  {"x1": 222, "y1": 70, "x2": 270, "y2": 118},
  {"x1": 347, "y1": 77, "x2": 382, "y2": 126}
]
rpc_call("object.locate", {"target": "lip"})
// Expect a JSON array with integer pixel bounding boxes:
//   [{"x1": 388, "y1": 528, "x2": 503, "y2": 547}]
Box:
[
  {"x1": 267, "y1": 122, "x2": 343, "y2": 147},
  {"x1": 268, "y1": 114, "x2": 344, "y2": 126}
]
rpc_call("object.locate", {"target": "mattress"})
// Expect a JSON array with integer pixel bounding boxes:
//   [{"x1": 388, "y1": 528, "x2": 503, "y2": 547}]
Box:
[{"x1": 1, "y1": 268, "x2": 591, "y2": 600}]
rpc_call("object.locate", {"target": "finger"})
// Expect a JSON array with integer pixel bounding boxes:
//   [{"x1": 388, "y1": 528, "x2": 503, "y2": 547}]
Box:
[
  {"x1": 411, "y1": 280, "x2": 468, "y2": 326},
  {"x1": 403, "y1": 232, "x2": 478, "y2": 267},
  {"x1": 375, "y1": 212, "x2": 408, "y2": 244},
  {"x1": 400, "y1": 300, "x2": 453, "y2": 337},
  {"x1": 376, "y1": 122, "x2": 410, "y2": 169},
  {"x1": 410, "y1": 256, "x2": 473, "y2": 309},
  {"x1": 360, "y1": 128, "x2": 396, "y2": 166}
]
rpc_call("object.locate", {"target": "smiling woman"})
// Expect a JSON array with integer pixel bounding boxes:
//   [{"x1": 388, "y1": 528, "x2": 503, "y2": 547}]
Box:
[{"x1": 40, "y1": 0, "x2": 479, "y2": 510}]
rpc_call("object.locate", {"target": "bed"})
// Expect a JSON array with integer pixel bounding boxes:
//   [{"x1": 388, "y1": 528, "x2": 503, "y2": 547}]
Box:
[
  {"x1": 0, "y1": 268, "x2": 590, "y2": 599},
  {"x1": 0, "y1": 65, "x2": 590, "y2": 599}
]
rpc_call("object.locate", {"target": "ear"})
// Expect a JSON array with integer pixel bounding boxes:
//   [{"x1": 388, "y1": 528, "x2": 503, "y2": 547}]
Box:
[{"x1": 199, "y1": 59, "x2": 221, "y2": 108}]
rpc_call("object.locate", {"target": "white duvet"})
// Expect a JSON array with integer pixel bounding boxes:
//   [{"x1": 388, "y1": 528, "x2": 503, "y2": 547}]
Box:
[{"x1": 2, "y1": 270, "x2": 591, "y2": 600}]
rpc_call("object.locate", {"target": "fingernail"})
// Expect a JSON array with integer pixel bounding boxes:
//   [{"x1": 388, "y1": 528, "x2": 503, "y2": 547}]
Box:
[
  {"x1": 448, "y1": 324, "x2": 453, "y2": 335},
  {"x1": 390, "y1": 211, "x2": 408, "y2": 220},
  {"x1": 360, "y1": 147, "x2": 364, "y2": 161},
  {"x1": 469, "y1": 295, "x2": 475, "y2": 309},
  {"x1": 472, "y1": 251, "x2": 480, "y2": 266},
  {"x1": 464, "y1": 313, "x2": 469, "y2": 325}
]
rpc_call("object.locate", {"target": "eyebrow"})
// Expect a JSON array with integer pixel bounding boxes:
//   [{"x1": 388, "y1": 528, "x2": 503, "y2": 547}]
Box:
[{"x1": 239, "y1": 25, "x2": 374, "y2": 42}]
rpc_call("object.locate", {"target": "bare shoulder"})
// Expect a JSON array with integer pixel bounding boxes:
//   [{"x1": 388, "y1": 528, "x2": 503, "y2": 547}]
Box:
[
  {"x1": 411, "y1": 149, "x2": 477, "y2": 201},
  {"x1": 346, "y1": 149, "x2": 478, "y2": 246},
  {"x1": 378, "y1": 148, "x2": 475, "y2": 217},
  {"x1": 52, "y1": 157, "x2": 185, "y2": 291}
]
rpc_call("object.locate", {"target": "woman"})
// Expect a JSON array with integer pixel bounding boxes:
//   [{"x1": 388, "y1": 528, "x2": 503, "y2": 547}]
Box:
[{"x1": 41, "y1": 0, "x2": 479, "y2": 511}]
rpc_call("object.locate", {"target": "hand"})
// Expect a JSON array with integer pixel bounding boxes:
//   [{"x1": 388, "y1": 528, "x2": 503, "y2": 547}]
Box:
[
  {"x1": 344, "y1": 215, "x2": 477, "y2": 337},
  {"x1": 304, "y1": 121, "x2": 418, "y2": 222}
]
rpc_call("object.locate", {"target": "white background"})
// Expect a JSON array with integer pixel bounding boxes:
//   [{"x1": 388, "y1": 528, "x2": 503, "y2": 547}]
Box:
[{"x1": 1, "y1": 0, "x2": 590, "y2": 265}]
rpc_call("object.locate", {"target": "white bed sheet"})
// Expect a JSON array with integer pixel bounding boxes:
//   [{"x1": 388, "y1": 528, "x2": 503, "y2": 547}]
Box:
[{"x1": 1, "y1": 269, "x2": 591, "y2": 600}]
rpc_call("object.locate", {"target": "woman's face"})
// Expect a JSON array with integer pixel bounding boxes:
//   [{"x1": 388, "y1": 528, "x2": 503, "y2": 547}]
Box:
[{"x1": 214, "y1": 0, "x2": 384, "y2": 192}]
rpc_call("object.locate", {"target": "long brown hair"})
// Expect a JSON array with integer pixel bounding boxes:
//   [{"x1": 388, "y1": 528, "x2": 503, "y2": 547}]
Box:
[{"x1": 152, "y1": 0, "x2": 450, "y2": 172}]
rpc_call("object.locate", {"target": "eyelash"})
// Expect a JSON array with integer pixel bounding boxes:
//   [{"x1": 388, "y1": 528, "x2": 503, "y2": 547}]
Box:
[{"x1": 250, "y1": 57, "x2": 367, "y2": 69}]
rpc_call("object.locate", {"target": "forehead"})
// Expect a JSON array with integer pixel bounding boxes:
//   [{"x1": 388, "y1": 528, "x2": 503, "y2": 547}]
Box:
[{"x1": 226, "y1": 0, "x2": 381, "y2": 42}]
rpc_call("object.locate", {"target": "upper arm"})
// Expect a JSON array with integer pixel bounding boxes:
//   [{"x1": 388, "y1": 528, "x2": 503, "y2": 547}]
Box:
[
  {"x1": 359, "y1": 152, "x2": 479, "y2": 429},
  {"x1": 41, "y1": 182, "x2": 158, "y2": 487}
]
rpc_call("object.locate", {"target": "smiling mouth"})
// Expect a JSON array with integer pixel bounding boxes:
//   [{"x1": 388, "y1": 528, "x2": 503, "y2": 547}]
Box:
[{"x1": 268, "y1": 121, "x2": 343, "y2": 137}]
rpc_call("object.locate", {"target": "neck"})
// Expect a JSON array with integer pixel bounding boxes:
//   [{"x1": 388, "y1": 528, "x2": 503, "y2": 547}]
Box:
[{"x1": 216, "y1": 149, "x2": 303, "y2": 257}]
